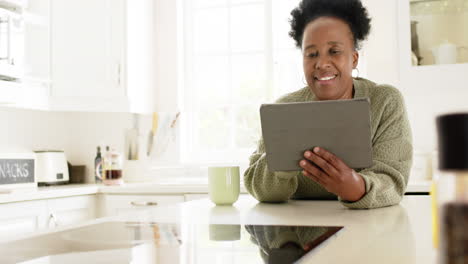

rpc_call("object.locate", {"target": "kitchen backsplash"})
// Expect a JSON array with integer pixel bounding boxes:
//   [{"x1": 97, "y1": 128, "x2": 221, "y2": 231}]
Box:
[{"x1": 0, "y1": 108, "x2": 184, "y2": 183}]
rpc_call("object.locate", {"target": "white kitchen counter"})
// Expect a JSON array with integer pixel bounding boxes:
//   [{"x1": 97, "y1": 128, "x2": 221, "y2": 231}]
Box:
[
  {"x1": 0, "y1": 195, "x2": 436, "y2": 263},
  {"x1": 0, "y1": 179, "x2": 431, "y2": 204}
]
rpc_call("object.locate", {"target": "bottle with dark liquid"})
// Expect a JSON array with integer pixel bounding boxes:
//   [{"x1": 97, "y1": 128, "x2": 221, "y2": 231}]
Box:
[
  {"x1": 436, "y1": 113, "x2": 468, "y2": 264},
  {"x1": 102, "y1": 146, "x2": 110, "y2": 180},
  {"x1": 102, "y1": 148, "x2": 123, "y2": 185}
]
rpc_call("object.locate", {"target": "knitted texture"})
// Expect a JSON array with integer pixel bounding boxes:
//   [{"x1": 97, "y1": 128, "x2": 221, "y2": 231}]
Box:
[{"x1": 244, "y1": 77, "x2": 413, "y2": 209}]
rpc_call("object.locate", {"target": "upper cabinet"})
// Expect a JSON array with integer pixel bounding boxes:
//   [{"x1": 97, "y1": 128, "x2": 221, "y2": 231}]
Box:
[
  {"x1": 397, "y1": 0, "x2": 468, "y2": 97},
  {"x1": 408, "y1": 0, "x2": 468, "y2": 66},
  {"x1": 0, "y1": 0, "x2": 49, "y2": 109},
  {"x1": 0, "y1": 0, "x2": 155, "y2": 113},
  {"x1": 49, "y1": 0, "x2": 155, "y2": 113}
]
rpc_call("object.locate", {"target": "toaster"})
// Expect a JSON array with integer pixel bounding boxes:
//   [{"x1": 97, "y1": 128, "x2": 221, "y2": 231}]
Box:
[{"x1": 35, "y1": 150, "x2": 69, "y2": 186}]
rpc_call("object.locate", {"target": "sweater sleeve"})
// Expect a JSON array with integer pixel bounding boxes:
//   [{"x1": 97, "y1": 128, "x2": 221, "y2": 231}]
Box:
[
  {"x1": 340, "y1": 88, "x2": 413, "y2": 209},
  {"x1": 243, "y1": 138, "x2": 300, "y2": 202}
]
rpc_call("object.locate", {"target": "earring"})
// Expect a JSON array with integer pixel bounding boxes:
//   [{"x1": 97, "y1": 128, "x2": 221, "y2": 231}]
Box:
[{"x1": 352, "y1": 68, "x2": 360, "y2": 78}]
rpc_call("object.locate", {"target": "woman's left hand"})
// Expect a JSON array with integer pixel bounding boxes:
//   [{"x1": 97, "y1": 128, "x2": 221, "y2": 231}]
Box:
[{"x1": 299, "y1": 147, "x2": 365, "y2": 202}]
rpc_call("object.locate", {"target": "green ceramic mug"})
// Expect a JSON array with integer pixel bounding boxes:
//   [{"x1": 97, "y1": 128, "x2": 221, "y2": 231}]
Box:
[{"x1": 208, "y1": 166, "x2": 240, "y2": 205}]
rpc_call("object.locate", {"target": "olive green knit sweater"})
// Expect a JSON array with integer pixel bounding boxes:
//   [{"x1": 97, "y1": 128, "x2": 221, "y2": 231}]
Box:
[{"x1": 244, "y1": 77, "x2": 413, "y2": 209}]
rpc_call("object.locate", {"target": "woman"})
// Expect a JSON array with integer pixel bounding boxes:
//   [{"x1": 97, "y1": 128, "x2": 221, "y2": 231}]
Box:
[{"x1": 244, "y1": 0, "x2": 413, "y2": 209}]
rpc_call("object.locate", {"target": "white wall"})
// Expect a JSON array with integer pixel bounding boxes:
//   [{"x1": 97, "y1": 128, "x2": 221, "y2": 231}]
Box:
[
  {"x1": 0, "y1": 107, "x2": 69, "y2": 153},
  {"x1": 0, "y1": 107, "x2": 134, "y2": 182},
  {"x1": 362, "y1": 0, "x2": 400, "y2": 86}
]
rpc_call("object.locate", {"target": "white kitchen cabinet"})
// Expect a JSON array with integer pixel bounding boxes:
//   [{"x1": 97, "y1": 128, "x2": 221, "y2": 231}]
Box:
[
  {"x1": 0, "y1": 0, "x2": 50, "y2": 110},
  {"x1": 49, "y1": 0, "x2": 154, "y2": 113},
  {"x1": 0, "y1": 200, "x2": 48, "y2": 237},
  {"x1": 45, "y1": 195, "x2": 96, "y2": 228},
  {"x1": 98, "y1": 194, "x2": 184, "y2": 217},
  {"x1": 0, "y1": 195, "x2": 96, "y2": 239},
  {"x1": 20, "y1": 0, "x2": 51, "y2": 110}
]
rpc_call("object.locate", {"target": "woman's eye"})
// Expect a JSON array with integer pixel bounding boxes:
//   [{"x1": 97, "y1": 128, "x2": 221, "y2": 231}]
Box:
[
  {"x1": 330, "y1": 49, "x2": 341, "y2": 55},
  {"x1": 307, "y1": 52, "x2": 318, "y2": 58}
]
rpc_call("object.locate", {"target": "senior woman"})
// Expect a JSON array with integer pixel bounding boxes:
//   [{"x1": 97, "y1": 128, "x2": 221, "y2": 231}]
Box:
[{"x1": 244, "y1": 0, "x2": 413, "y2": 209}]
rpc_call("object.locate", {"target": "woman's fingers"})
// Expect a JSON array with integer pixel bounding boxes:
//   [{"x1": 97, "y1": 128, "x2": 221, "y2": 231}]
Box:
[
  {"x1": 311, "y1": 147, "x2": 344, "y2": 170},
  {"x1": 300, "y1": 160, "x2": 329, "y2": 185},
  {"x1": 302, "y1": 168, "x2": 325, "y2": 185},
  {"x1": 303, "y1": 148, "x2": 339, "y2": 176}
]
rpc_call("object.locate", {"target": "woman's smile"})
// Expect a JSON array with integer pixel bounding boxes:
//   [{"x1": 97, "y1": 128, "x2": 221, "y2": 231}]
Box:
[{"x1": 314, "y1": 73, "x2": 338, "y2": 86}]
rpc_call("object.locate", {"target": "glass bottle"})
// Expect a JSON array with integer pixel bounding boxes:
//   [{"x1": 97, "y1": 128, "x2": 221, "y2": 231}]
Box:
[
  {"x1": 102, "y1": 146, "x2": 110, "y2": 180},
  {"x1": 436, "y1": 113, "x2": 468, "y2": 264},
  {"x1": 94, "y1": 146, "x2": 102, "y2": 183},
  {"x1": 103, "y1": 148, "x2": 123, "y2": 185}
]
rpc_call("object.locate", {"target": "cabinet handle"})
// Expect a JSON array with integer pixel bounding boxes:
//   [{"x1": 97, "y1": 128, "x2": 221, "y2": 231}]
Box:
[
  {"x1": 130, "y1": 201, "x2": 158, "y2": 207},
  {"x1": 49, "y1": 213, "x2": 58, "y2": 228}
]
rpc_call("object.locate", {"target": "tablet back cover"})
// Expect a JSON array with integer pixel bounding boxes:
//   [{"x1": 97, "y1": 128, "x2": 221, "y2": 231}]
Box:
[{"x1": 260, "y1": 98, "x2": 373, "y2": 171}]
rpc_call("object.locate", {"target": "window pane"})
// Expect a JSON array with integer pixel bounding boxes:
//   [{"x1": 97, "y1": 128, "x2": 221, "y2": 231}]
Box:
[
  {"x1": 272, "y1": 0, "x2": 301, "y2": 50},
  {"x1": 193, "y1": 55, "x2": 229, "y2": 107},
  {"x1": 193, "y1": 8, "x2": 228, "y2": 53},
  {"x1": 231, "y1": 53, "x2": 267, "y2": 103},
  {"x1": 230, "y1": 4, "x2": 264, "y2": 52},
  {"x1": 235, "y1": 105, "x2": 261, "y2": 148},
  {"x1": 197, "y1": 108, "x2": 230, "y2": 149},
  {"x1": 273, "y1": 50, "x2": 304, "y2": 97}
]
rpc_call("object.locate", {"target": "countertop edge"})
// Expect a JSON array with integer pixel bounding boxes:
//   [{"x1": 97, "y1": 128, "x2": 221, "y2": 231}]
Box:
[{"x1": 0, "y1": 180, "x2": 430, "y2": 204}]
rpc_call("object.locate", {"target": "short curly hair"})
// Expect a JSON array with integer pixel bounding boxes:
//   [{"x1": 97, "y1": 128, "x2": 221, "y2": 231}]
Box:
[{"x1": 289, "y1": 0, "x2": 371, "y2": 50}]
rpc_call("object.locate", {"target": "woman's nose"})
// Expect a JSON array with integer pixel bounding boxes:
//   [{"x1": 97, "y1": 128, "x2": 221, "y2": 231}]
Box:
[{"x1": 315, "y1": 55, "x2": 331, "y2": 69}]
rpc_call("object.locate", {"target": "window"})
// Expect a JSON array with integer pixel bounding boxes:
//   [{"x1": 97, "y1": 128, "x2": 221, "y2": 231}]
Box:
[
  {"x1": 179, "y1": 0, "x2": 367, "y2": 166},
  {"x1": 180, "y1": 0, "x2": 304, "y2": 165}
]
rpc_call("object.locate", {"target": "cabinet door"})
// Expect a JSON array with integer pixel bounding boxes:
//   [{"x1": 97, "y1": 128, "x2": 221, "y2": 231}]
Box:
[
  {"x1": 21, "y1": 0, "x2": 50, "y2": 110},
  {"x1": 49, "y1": 0, "x2": 127, "y2": 112},
  {"x1": 99, "y1": 194, "x2": 184, "y2": 217},
  {"x1": 0, "y1": 200, "x2": 48, "y2": 238},
  {"x1": 46, "y1": 195, "x2": 96, "y2": 228}
]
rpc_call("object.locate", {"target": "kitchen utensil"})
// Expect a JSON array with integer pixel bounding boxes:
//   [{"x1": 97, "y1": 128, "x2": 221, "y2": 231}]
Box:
[
  {"x1": 35, "y1": 150, "x2": 69, "y2": 186},
  {"x1": 147, "y1": 112, "x2": 159, "y2": 157},
  {"x1": 151, "y1": 112, "x2": 181, "y2": 158},
  {"x1": 125, "y1": 114, "x2": 140, "y2": 160},
  {"x1": 170, "y1": 112, "x2": 180, "y2": 128}
]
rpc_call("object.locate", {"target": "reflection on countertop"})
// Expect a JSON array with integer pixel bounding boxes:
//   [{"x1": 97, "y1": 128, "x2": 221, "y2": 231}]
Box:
[
  {"x1": 1, "y1": 221, "x2": 344, "y2": 264},
  {"x1": 0, "y1": 195, "x2": 435, "y2": 264}
]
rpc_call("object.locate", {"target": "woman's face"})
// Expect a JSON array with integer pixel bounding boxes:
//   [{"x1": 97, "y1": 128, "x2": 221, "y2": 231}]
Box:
[{"x1": 302, "y1": 17, "x2": 358, "y2": 101}]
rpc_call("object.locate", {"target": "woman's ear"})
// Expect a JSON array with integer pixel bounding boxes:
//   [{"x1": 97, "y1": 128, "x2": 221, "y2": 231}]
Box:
[{"x1": 352, "y1": 50, "x2": 359, "y2": 69}]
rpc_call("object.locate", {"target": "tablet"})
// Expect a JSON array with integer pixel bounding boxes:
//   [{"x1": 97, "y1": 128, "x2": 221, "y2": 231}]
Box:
[{"x1": 260, "y1": 98, "x2": 372, "y2": 171}]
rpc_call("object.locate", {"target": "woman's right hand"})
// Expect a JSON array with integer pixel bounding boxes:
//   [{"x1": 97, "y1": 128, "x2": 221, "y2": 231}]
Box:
[{"x1": 299, "y1": 147, "x2": 365, "y2": 202}]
